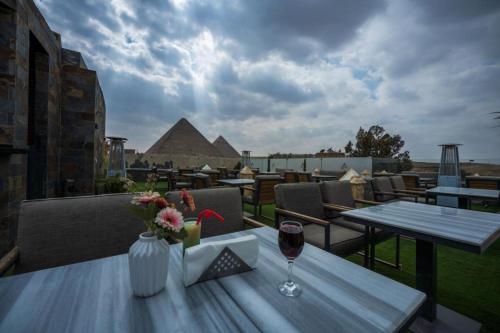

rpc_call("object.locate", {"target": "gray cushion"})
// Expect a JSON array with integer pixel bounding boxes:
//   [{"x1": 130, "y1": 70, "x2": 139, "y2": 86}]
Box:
[
  {"x1": 320, "y1": 181, "x2": 355, "y2": 208},
  {"x1": 274, "y1": 183, "x2": 326, "y2": 220},
  {"x1": 16, "y1": 193, "x2": 146, "y2": 274},
  {"x1": 373, "y1": 177, "x2": 395, "y2": 201},
  {"x1": 166, "y1": 187, "x2": 243, "y2": 238},
  {"x1": 390, "y1": 176, "x2": 406, "y2": 191},
  {"x1": 303, "y1": 223, "x2": 365, "y2": 256}
]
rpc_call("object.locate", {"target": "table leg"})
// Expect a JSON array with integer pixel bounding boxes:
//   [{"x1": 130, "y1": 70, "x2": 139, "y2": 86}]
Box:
[
  {"x1": 364, "y1": 226, "x2": 370, "y2": 268},
  {"x1": 416, "y1": 239, "x2": 437, "y2": 321},
  {"x1": 458, "y1": 197, "x2": 468, "y2": 209}
]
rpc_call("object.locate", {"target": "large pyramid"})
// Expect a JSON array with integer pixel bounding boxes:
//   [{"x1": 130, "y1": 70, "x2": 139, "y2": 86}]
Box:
[
  {"x1": 146, "y1": 118, "x2": 222, "y2": 156},
  {"x1": 213, "y1": 136, "x2": 241, "y2": 158}
]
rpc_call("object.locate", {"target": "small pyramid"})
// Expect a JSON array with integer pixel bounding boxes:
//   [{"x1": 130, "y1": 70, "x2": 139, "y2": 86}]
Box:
[
  {"x1": 146, "y1": 118, "x2": 222, "y2": 156},
  {"x1": 213, "y1": 135, "x2": 241, "y2": 158}
]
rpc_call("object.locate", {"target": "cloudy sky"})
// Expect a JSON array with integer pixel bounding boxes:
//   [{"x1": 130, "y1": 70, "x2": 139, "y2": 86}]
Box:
[{"x1": 36, "y1": 0, "x2": 500, "y2": 160}]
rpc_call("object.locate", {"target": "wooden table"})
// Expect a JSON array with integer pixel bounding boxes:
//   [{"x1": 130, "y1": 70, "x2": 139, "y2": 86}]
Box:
[
  {"x1": 426, "y1": 186, "x2": 500, "y2": 209},
  {"x1": 217, "y1": 179, "x2": 255, "y2": 186},
  {"x1": 0, "y1": 227, "x2": 425, "y2": 333},
  {"x1": 342, "y1": 201, "x2": 500, "y2": 331},
  {"x1": 311, "y1": 174, "x2": 337, "y2": 182}
]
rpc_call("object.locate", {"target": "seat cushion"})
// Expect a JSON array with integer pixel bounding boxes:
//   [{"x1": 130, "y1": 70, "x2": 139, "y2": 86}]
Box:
[
  {"x1": 275, "y1": 183, "x2": 325, "y2": 220},
  {"x1": 303, "y1": 223, "x2": 365, "y2": 256},
  {"x1": 166, "y1": 187, "x2": 244, "y2": 238},
  {"x1": 16, "y1": 193, "x2": 146, "y2": 274},
  {"x1": 390, "y1": 176, "x2": 406, "y2": 191},
  {"x1": 320, "y1": 181, "x2": 355, "y2": 218},
  {"x1": 373, "y1": 177, "x2": 396, "y2": 201}
]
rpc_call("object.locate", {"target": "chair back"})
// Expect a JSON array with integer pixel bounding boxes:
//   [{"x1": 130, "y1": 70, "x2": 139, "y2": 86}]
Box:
[
  {"x1": 16, "y1": 194, "x2": 145, "y2": 274},
  {"x1": 320, "y1": 181, "x2": 355, "y2": 208},
  {"x1": 217, "y1": 167, "x2": 228, "y2": 179},
  {"x1": 401, "y1": 174, "x2": 419, "y2": 189},
  {"x1": 284, "y1": 171, "x2": 299, "y2": 183},
  {"x1": 254, "y1": 175, "x2": 282, "y2": 204},
  {"x1": 193, "y1": 173, "x2": 212, "y2": 189},
  {"x1": 166, "y1": 188, "x2": 244, "y2": 238},
  {"x1": 275, "y1": 183, "x2": 326, "y2": 220},
  {"x1": 390, "y1": 176, "x2": 407, "y2": 191},
  {"x1": 372, "y1": 177, "x2": 395, "y2": 201},
  {"x1": 297, "y1": 172, "x2": 312, "y2": 182}
]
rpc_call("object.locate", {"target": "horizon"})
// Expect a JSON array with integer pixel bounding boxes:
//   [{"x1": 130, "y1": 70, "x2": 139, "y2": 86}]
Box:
[{"x1": 35, "y1": 0, "x2": 500, "y2": 159}]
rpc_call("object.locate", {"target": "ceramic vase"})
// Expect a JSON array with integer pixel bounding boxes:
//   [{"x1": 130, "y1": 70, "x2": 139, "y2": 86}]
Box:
[{"x1": 128, "y1": 232, "x2": 170, "y2": 297}]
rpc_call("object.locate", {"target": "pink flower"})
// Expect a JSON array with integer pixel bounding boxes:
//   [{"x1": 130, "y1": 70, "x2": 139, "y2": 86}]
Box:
[
  {"x1": 131, "y1": 191, "x2": 161, "y2": 206},
  {"x1": 155, "y1": 207, "x2": 184, "y2": 232}
]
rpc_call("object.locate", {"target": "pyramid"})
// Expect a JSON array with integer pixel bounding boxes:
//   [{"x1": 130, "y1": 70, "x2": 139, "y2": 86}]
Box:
[
  {"x1": 146, "y1": 118, "x2": 222, "y2": 157},
  {"x1": 213, "y1": 136, "x2": 241, "y2": 158}
]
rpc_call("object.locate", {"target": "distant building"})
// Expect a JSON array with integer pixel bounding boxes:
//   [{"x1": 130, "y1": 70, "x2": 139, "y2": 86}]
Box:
[
  {"x1": 137, "y1": 118, "x2": 240, "y2": 169},
  {"x1": 0, "y1": 0, "x2": 106, "y2": 256}
]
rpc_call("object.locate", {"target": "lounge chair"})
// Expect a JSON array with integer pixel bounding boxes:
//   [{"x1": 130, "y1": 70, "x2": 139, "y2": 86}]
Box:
[
  {"x1": 0, "y1": 194, "x2": 145, "y2": 275},
  {"x1": 242, "y1": 175, "x2": 282, "y2": 219},
  {"x1": 320, "y1": 180, "x2": 400, "y2": 269},
  {"x1": 371, "y1": 177, "x2": 418, "y2": 203},
  {"x1": 275, "y1": 183, "x2": 370, "y2": 260},
  {"x1": 166, "y1": 187, "x2": 266, "y2": 238}
]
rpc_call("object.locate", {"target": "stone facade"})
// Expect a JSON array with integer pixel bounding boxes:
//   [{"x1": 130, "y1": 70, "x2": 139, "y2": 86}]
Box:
[{"x1": 0, "y1": 0, "x2": 106, "y2": 256}]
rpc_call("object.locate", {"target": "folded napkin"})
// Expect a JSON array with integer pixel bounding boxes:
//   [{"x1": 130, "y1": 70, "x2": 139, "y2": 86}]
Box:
[{"x1": 183, "y1": 235, "x2": 259, "y2": 287}]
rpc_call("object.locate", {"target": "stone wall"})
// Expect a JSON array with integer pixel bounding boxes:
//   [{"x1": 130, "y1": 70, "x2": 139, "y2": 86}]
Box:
[
  {"x1": 60, "y1": 59, "x2": 104, "y2": 195},
  {"x1": 0, "y1": 0, "x2": 106, "y2": 257}
]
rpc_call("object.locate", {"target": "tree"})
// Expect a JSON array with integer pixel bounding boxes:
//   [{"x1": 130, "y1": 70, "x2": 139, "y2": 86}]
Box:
[
  {"x1": 345, "y1": 141, "x2": 353, "y2": 155},
  {"x1": 349, "y1": 125, "x2": 406, "y2": 158}
]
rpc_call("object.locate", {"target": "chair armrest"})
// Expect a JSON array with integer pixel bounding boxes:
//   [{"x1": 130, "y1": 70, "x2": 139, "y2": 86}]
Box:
[
  {"x1": 243, "y1": 216, "x2": 267, "y2": 228},
  {"x1": 275, "y1": 208, "x2": 330, "y2": 227},
  {"x1": 374, "y1": 191, "x2": 418, "y2": 199},
  {"x1": 323, "y1": 203, "x2": 353, "y2": 212},
  {"x1": 0, "y1": 246, "x2": 19, "y2": 276},
  {"x1": 242, "y1": 186, "x2": 255, "y2": 191},
  {"x1": 394, "y1": 189, "x2": 426, "y2": 196},
  {"x1": 354, "y1": 198, "x2": 382, "y2": 206}
]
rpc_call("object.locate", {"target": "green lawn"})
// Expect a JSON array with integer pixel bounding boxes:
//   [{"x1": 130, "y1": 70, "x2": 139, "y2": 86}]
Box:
[
  {"x1": 135, "y1": 182, "x2": 499, "y2": 332},
  {"x1": 243, "y1": 203, "x2": 500, "y2": 333}
]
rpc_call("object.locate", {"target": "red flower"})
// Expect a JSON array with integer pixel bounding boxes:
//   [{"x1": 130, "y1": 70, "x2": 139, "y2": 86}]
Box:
[
  {"x1": 154, "y1": 197, "x2": 169, "y2": 209},
  {"x1": 197, "y1": 209, "x2": 224, "y2": 225},
  {"x1": 180, "y1": 189, "x2": 196, "y2": 211}
]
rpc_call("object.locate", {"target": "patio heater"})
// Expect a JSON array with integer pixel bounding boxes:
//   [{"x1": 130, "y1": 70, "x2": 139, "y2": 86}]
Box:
[
  {"x1": 241, "y1": 150, "x2": 251, "y2": 168},
  {"x1": 437, "y1": 143, "x2": 462, "y2": 207},
  {"x1": 106, "y1": 136, "x2": 127, "y2": 178}
]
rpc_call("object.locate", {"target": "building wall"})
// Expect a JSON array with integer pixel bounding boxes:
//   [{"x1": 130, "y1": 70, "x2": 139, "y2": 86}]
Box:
[{"x1": 0, "y1": 0, "x2": 106, "y2": 256}]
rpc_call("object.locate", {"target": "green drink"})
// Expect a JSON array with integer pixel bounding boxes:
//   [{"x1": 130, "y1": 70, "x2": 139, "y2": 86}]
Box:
[{"x1": 183, "y1": 218, "x2": 201, "y2": 255}]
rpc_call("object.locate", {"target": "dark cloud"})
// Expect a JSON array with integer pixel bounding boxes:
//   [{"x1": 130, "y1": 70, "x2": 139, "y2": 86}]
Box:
[
  {"x1": 35, "y1": 0, "x2": 500, "y2": 158},
  {"x1": 188, "y1": 0, "x2": 386, "y2": 61}
]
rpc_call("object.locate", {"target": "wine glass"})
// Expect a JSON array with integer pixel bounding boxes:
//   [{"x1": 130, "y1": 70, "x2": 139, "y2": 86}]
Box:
[{"x1": 278, "y1": 221, "x2": 304, "y2": 297}]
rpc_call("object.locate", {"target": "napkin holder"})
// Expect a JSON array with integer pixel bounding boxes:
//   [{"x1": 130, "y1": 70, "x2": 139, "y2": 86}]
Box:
[{"x1": 183, "y1": 235, "x2": 259, "y2": 287}]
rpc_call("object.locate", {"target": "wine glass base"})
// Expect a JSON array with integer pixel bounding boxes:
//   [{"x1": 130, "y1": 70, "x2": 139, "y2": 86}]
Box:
[{"x1": 278, "y1": 281, "x2": 302, "y2": 297}]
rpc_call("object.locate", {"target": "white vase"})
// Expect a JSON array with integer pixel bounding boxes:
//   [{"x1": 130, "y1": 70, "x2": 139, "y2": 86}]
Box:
[{"x1": 128, "y1": 232, "x2": 170, "y2": 297}]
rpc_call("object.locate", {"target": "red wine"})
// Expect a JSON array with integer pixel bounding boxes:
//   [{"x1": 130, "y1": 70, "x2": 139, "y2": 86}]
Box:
[{"x1": 279, "y1": 223, "x2": 304, "y2": 260}]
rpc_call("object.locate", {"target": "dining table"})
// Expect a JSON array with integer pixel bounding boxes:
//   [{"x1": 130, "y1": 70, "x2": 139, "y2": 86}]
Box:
[
  {"x1": 342, "y1": 201, "x2": 500, "y2": 332},
  {"x1": 310, "y1": 174, "x2": 338, "y2": 182},
  {"x1": 0, "y1": 227, "x2": 425, "y2": 333},
  {"x1": 426, "y1": 186, "x2": 500, "y2": 209}
]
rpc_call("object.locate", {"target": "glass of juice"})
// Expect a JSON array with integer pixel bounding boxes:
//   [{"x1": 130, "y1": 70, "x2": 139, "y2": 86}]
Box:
[{"x1": 183, "y1": 218, "x2": 201, "y2": 255}]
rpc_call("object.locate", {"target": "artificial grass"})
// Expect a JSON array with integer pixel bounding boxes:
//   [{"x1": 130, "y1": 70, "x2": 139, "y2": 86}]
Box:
[{"x1": 244, "y1": 203, "x2": 500, "y2": 333}]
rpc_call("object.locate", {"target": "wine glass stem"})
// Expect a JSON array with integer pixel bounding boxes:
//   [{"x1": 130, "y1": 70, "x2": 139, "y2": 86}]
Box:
[{"x1": 287, "y1": 260, "x2": 294, "y2": 283}]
